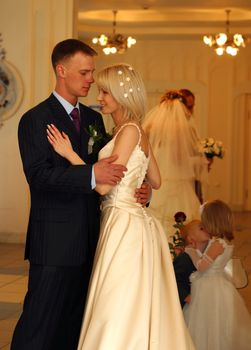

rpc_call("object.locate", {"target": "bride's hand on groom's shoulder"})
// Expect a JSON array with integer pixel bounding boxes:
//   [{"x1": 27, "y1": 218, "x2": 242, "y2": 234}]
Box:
[{"x1": 94, "y1": 155, "x2": 127, "y2": 186}]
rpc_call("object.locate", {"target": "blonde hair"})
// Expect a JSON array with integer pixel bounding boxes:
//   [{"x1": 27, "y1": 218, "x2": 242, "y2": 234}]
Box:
[
  {"x1": 180, "y1": 219, "x2": 201, "y2": 245},
  {"x1": 201, "y1": 200, "x2": 234, "y2": 241},
  {"x1": 96, "y1": 63, "x2": 147, "y2": 123}
]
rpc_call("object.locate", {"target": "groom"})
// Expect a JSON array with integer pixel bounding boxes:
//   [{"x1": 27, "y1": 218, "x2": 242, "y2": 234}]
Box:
[{"x1": 11, "y1": 39, "x2": 142, "y2": 350}]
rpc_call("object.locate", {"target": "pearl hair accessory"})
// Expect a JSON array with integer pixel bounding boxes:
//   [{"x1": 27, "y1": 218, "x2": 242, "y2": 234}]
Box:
[{"x1": 117, "y1": 66, "x2": 140, "y2": 98}]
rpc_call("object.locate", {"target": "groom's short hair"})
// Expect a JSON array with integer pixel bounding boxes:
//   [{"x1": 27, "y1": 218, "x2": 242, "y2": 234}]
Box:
[{"x1": 51, "y1": 38, "x2": 97, "y2": 71}]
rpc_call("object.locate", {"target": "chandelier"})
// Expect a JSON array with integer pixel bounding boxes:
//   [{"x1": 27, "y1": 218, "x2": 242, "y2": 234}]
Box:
[
  {"x1": 92, "y1": 10, "x2": 136, "y2": 55},
  {"x1": 203, "y1": 9, "x2": 246, "y2": 56}
]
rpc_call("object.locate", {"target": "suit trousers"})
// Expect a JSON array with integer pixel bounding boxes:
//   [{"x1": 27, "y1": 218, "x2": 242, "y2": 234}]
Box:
[{"x1": 11, "y1": 263, "x2": 92, "y2": 350}]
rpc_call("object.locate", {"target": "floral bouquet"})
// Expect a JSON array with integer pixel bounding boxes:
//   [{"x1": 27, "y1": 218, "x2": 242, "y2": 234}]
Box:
[
  {"x1": 198, "y1": 137, "x2": 225, "y2": 159},
  {"x1": 169, "y1": 212, "x2": 187, "y2": 260}
]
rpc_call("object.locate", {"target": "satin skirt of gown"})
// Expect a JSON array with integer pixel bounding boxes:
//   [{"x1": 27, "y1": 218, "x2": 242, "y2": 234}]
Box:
[{"x1": 77, "y1": 138, "x2": 195, "y2": 350}]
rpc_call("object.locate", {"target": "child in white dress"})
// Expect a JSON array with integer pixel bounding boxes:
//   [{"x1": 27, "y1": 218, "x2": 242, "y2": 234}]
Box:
[{"x1": 183, "y1": 199, "x2": 251, "y2": 350}]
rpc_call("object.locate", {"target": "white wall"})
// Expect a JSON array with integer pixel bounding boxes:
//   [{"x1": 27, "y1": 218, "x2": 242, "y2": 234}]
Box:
[
  {"x1": 0, "y1": 0, "x2": 76, "y2": 242},
  {"x1": 0, "y1": 1, "x2": 250, "y2": 242}
]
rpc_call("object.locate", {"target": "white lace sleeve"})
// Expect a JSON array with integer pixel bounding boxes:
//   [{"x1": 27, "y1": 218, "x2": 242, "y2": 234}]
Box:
[{"x1": 185, "y1": 247, "x2": 214, "y2": 272}]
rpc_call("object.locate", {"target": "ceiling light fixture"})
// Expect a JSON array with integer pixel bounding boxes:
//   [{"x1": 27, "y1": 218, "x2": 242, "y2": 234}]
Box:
[
  {"x1": 92, "y1": 10, "x2": 136, "y2": 55},
  {"x1": 203, "y1": 9, "x2": 246, "y2": 56}
]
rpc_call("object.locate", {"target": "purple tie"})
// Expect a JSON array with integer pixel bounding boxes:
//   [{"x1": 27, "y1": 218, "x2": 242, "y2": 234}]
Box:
[{"x1": 70, "y1": 108, "x2": 80, "y2": 133}]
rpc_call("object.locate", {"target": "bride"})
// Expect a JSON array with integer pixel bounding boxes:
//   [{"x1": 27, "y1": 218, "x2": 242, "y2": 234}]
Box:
[
  {"x1": 143, "y1": 90, "x2": 208, "y2": 237},
  {"x1": 47, "y1": 64, "x2": 195, "y2": 349}
]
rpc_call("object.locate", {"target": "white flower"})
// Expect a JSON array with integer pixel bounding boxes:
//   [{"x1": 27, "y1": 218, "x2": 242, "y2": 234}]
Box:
[
  {"x1": 199, "y1": 137, "x2": 225, "y2": 159},
  {"x1": 207, "y1": 137, "x2": 215, "y2": 146}
]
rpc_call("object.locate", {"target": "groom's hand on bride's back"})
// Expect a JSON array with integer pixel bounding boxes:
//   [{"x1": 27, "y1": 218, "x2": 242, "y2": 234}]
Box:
[
  {"x1": 135, "y1": 182, "x2": 152, "y2": 206},
  {"x1": 94, "y1": 155, "x2": 127, "y2": 185}
]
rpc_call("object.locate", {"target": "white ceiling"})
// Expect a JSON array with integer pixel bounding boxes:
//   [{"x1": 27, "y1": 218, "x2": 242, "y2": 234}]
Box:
[{"x1": 78, "y1": 0, "x2": 251, "y2": 40}]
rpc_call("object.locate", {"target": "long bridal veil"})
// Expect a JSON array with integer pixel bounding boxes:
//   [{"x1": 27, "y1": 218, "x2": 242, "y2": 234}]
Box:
[{"x1": 143, "y1": 93, "x2": 207, "y2": 236}]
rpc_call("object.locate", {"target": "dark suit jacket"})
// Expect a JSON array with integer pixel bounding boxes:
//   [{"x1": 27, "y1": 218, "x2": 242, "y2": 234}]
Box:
[
  {"x1": 173, "y1": 252, "x2": 197, "y2": 308},
  {"x1": 18, "y1": 94, "x2": 106, "y2": 266}
]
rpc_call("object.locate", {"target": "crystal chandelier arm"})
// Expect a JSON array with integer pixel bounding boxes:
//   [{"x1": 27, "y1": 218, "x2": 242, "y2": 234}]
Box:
[
  {"x1": 112, "y1": 10, "x2": 117, "y2": 35},
  {"x1": 225, "y1": 9, "x2": 231, "y2": 36}
]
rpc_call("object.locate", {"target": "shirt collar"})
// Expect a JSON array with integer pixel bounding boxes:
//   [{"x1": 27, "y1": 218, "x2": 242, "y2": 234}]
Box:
[{"x1": 53, "y1": 91, "x2": 80, "y2": 115}]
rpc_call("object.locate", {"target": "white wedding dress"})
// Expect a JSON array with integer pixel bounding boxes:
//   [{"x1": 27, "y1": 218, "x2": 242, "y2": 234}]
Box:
[
  {"x1": 183, "y1": 238, "x2": 251, "y2": 350},
  {"x1": 77, "y1": 124, "x2": 195, "y2": 350},
  {"x1": 143, "y1": 99, "x2": 207, "y2": 237}
]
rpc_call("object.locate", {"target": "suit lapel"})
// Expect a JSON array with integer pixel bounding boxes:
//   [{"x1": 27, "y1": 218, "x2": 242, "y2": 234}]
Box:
[
  {"x1": 78, "y1": 105, "x2": 91, "y2": 161},
  {"x1": 48, "y1": 94, "x2": 81, "y2": 151},
  {"x1": 79, "y1": 104, "x2": 105, "y2": 164},
  {"x1": 47, "y1": 95, "x2": 98, "y2": 164}
]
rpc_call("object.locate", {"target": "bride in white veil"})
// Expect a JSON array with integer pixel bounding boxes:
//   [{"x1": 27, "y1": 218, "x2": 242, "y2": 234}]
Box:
[{"x1": 143, "y1": 90, "x2": 208, "y2": 237}]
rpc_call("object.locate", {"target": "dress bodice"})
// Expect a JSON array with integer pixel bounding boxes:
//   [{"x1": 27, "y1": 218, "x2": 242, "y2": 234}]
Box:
[
  {"x1": 98, "y1": 128, "x2": 150, "y2": 215},
  {"x1": 206, "y1": 238, "x2": 233, "y2": 273},
  {"x1": 191, "y1": 238, "x2": 234, "y2": 280}
]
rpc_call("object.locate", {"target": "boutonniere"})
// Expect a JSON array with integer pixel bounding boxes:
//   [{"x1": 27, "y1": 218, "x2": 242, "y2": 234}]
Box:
[{"x1": 86, "y1": 122, "x2": 112, "y2": 154}]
